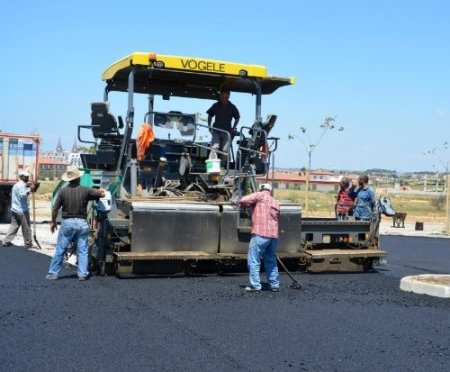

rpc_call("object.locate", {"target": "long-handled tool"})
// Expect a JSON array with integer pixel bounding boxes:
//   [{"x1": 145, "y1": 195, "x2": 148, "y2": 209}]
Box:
[
  {"x1": 63, "y1": 242, "x2": 77, "y2": 269},
  {"x1": 31, "y1": 190, "x2": 42, "y2": 249},
  {"x1": 276, "y1": 255, "x2": 302, "y2": 290}
]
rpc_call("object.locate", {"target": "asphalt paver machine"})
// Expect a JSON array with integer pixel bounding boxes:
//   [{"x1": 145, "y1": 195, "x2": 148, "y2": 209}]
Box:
[
  {"x1": 76, "y1": 52, "x2": 385, "y2": 276},
  {"x1": 76, "y1": 52, "x2": 303, "y2": 275}
]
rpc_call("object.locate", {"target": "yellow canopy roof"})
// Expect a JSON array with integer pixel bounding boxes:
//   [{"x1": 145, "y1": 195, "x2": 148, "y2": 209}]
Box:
[{"x1": 102, "y1": 52, "x2": 295, "y2": 99}]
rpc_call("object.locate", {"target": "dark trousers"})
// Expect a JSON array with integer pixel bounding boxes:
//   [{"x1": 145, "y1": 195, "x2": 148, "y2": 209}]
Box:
[{"x1": 4, "y1": 211, "x2": 32, "y2": 246}]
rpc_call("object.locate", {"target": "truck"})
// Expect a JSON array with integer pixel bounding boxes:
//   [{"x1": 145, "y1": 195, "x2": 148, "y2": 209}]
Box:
[
  {"x1": 0, "y1": 133, "x2": 40, "y2": 222},
  {"x1": 71, "y1": 52, "x2": 385, "y2": 276}
]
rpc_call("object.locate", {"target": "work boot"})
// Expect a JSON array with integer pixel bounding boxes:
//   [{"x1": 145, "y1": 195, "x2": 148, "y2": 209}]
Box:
[{"x1": 244, "y1": 286, "x2": 261, "y2": 293}]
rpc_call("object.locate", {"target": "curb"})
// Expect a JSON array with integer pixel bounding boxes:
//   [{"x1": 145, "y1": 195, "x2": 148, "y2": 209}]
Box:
[{"x1": 400, "y1": 275, "x2": 450, "y2": 298}]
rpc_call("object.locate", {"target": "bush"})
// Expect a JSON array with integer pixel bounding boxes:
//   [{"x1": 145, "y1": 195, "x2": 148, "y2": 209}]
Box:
[{"x1": 430, "y1": 195, "x2": 446, "y2": 210}]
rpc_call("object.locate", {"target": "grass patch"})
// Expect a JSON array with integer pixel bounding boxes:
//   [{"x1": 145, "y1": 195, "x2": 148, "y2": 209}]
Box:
[
  {"x1": 35, "y1": 181, "x2": 446, "y2": 222},
  {"x1": 35, "y1": 180, "x2": 59, "y2": 200},
  {"x1": 274, "y1": 189, "x2": 447, "y2": 222}
]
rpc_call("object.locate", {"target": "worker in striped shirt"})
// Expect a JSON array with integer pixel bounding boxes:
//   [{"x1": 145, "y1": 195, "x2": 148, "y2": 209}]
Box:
[
  {"x1": 239, "y1": 183, "x2": 280, "y2": 292},
  {"x1": 46, "y1": 165, "x2": 105, "y2": 281}
]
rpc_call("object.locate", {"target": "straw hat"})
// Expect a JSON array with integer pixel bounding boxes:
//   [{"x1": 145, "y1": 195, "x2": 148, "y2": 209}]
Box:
[{"x1": 62, "y1": 165, "x2": 85, "y2": 182}]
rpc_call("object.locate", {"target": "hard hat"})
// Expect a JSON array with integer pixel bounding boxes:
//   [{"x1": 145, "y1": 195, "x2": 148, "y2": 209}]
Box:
[{"x1": 18, "y1": 169, "x2": 30, "y2": 177}]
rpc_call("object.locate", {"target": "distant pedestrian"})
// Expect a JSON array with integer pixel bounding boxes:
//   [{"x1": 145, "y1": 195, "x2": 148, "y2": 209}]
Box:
[
  {"x1": 349, "y1": 174, "x2": 376, "y2": 220},
  {"x1": 239, "y1": 183, "x2": 280, "y2": 292},
  {"x1": 3, "y1": 169, "x2": 39, "y2": 248},
  {"x1": 46, "y1": 165, "x2": 105, "y2": 281}
]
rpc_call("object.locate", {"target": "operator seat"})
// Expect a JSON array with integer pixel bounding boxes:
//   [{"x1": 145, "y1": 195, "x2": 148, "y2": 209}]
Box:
[
  {"x1": 261, "y1": 114, "x2": 277, "y2": 135},
  {"x1": 81, "y1": 102, "x2": 123, "y2": 171},
  {"x1": 91, "y1": 102, "x2": 120, "y2": 139}
]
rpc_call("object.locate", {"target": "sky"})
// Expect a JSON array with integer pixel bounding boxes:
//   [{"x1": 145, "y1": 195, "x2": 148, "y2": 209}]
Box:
[{"x1": 1, "y1": 0, "x2": 449, "y2": 173}]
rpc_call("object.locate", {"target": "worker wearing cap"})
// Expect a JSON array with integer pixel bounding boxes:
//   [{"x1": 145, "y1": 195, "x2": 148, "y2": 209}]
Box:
[
  {"x1": 3, "y1": 170, "x2": 39, "y2": 248},
  {"x1": 46, "y1": 165, "x2": 105, "y2": 281},
  {"x1": 239, "y1": 183, "x2": 280, "y2": 292}
]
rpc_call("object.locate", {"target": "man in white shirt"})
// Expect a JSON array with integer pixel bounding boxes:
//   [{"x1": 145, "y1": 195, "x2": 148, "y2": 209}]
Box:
[{"x1": 3, "y1": 170, "x2": 38, "y2": 248}]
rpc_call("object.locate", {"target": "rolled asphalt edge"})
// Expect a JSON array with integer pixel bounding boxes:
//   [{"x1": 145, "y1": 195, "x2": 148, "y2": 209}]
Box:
[{"x1": 1, "y1": 207, "x2": 449, "y2": 298}]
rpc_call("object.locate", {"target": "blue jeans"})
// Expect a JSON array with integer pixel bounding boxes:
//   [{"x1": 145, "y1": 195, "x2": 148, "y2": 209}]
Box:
[
  {"x1": 47, "y1": 218, "x2": 90, "y2": 279},
  {"x1": 211, "y1": 131, "x2": 231, "y2": 165},
  {"x1": 247, "y1": 234, "x2": 279, "y2": 290}
]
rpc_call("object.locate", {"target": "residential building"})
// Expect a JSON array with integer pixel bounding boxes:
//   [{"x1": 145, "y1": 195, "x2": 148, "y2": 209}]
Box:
[
  {"x1": 39, "y1": 157, "x2": 67, "y2": 180},
  {"x1": 259, "y1": 170, "x2": 359, "y2": 192}
]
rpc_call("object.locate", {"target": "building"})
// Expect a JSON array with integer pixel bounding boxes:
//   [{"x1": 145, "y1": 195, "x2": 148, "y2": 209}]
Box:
[
  {"x1": 259, "y1": 170, "x2": 359, "y2": 192},
  {"x1": 39, "y1": 139, "x2": 81, "y2": 167},
  {"x1": 39, "y1": 138, "x2": 84, "y2": 179},
  {"x1": 39, "y1": 157, "x2": 67, "y2": 180}
]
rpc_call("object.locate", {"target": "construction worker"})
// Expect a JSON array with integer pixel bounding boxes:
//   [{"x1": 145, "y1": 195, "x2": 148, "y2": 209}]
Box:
[
  {"x1": 349, "y1": 174, "x2": 376, "y2": 220},
  {"x1": 3, "y1": 169, "x2": 39, "y2": 248},
  {"x1": 239, "y1": 183, "x2": 280, "y2": 292},
  {"x1": 336, "y1": 177, "x2": 355, "y2": 220},
  {"x1": 207, "y1": 89, "x2": 240, "y2": 166},
  {"x1": 46, "y1": 165, "x2": 105, "y2": 281}
]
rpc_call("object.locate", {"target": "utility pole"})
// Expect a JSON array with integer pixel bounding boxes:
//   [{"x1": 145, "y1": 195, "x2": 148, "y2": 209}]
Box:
[
  {"x1": 288, "y1": 117, "x2": 343, "y2": 215},
  {"x1": 424, "y1": 143, "x2": 449, "y2": 232},
  {"x1": 446, "y1": 174, "x2": 450, "y2": 234}
]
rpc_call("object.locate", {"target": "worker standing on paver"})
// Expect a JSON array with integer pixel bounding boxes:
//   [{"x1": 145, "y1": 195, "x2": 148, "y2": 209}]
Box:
[
  {"x1": 3, "y1": 170, "x2": 39, "y2": 248},
  {"x1": 349, "y1": 174, "x2": 376, "y2": 221},
  {"x1": 239, "y1": 183, "x2": 280, "y2": 292},
  {"x1": 46, "y1": 165, "x2": 105, "y2": 281},
  {"x1": 207, "y1": 89, "x2": 240, "y2": 166}
]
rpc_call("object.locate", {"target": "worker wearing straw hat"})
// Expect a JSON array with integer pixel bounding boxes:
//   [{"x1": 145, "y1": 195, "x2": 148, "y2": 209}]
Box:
[{"x1": 46, "y1": 165, "x2": 105, "y2": 281}]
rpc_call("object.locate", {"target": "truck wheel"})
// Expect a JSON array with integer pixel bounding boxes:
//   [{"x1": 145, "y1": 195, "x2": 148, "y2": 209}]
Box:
[
  {"x1": 363, "y1": 258, "x2": 374, "y2": 272},
  {"x1": 0, "y1": 200, "x2": 11, "y2": 223}
]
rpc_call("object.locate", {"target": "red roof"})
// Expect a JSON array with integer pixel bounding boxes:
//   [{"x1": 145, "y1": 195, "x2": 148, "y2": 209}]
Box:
[
  {"x1": 39, "y1": 157, "x2": 67, "y2": 166},
  {"x1": 258, "y1": 171, "x2": 360, "y2": 184}
]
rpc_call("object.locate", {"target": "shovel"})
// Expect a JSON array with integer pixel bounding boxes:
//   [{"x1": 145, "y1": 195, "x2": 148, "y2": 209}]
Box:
[
  {"x1": 31, "y1": 190, "x2": 42, "y2": 250},
  {"x1": 276, "y1": 255, "x2": 302, "y2": 290}
]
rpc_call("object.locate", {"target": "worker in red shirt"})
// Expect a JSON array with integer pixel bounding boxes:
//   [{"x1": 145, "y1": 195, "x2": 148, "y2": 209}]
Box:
[
  {"x1": 239, "y1": 183, "x2": 280, "y2": 292},
  {"x1": 336, "y1": 177, "x2": 355, "y2": 220}
]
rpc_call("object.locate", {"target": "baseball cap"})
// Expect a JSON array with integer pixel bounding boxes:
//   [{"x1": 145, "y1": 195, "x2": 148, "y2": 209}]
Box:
[{"x1": 259, "y1": 183, "x2": 272, "y2": 192}]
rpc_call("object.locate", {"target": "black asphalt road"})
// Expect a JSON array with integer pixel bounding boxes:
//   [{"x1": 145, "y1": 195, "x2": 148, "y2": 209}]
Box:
[{"x1": 1, "y1": 236, "x2": 449, "y2": 372}]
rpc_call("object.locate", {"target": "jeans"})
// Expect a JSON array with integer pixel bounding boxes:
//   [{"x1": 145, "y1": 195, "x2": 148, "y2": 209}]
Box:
[
  {"x1": 211, "y1": 131, "x2": 231, "y2": 166},
  {"x1": 47, "y1": 218, "x2": 90, "y2": 279},
  {"x1": 247, "y1": 234, "x2": 279, "y2": 290},
  {"x1": 336, "y1": 213, "x2": 348, "y2": 221}
]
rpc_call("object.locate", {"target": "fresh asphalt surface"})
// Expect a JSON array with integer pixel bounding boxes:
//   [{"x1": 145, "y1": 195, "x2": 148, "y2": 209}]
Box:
[{"x1": 1, "y1": 236, "x2": 449, "y2": 372}]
